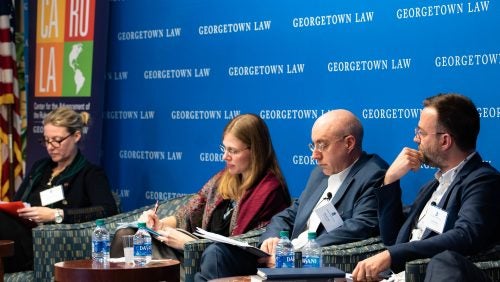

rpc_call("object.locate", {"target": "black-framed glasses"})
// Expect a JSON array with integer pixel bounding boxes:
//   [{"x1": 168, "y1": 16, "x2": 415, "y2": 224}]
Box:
[
  {"x1": 39, "y1": 133, "x2": 74, "y2": 148},
  {"x1": 414, "y1": 128, "x2": 446, "y2": 138},
  {"x1": 219, "y1": 144, "x2": 249, "y2": 156}
]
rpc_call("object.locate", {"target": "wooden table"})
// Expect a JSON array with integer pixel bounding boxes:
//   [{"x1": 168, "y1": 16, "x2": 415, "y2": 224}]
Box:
[
  {"x1": 209, "y1": 277, "x2": 250, "y2": 282},
  {"x1": 54, "y1": 259, "x2": 180, "y2": 282},
  {"x1": 0, "y1": 240, "x2": 14, "y2": 282}
]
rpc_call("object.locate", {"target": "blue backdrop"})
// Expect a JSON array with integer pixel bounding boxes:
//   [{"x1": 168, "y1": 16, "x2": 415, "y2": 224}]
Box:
[{"x1": 102, "y1": 0, "x2": 500, "y2": 212}]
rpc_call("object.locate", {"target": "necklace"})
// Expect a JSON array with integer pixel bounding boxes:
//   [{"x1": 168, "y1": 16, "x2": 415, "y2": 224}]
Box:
[{"x1": 47, "y1": 167, "x2": 66, "y2": 186}]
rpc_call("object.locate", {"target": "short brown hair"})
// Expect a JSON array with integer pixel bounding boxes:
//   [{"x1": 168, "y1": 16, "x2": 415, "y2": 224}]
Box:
[{"x1": 423, "y1": 93, "x2": 479, "y2": 152}]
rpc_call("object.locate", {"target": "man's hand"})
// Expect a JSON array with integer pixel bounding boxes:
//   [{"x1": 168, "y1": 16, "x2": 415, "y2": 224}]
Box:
[
  {"x1": 257, "y1": 237, "x2": 280, "y2": 267},
  {"x1": 384, "y1": 147, "x2": 423, "y2": 185},
  {"x1": 352, "y1": 250, "x2": 392, "y2": 282}
]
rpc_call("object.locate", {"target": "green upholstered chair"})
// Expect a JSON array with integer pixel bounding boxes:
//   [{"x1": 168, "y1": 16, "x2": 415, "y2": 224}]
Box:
[
  {"x1": 5, "y1": 194, "x2": 193, "y2": 282},
  {"x1": 183, "y1": 233, "x2": 384, "y2": 282},
  {"x1": 322, "y1": 236, "x2": 385, "y2": 273},
  {"x1": 320, "y1": 238, "x2": 500, "y2": 281},
  {"x1": 184, "y1": 228, "x2": 265, "y2": 282},
  {"x1": 405, "y1": 245, "x2": 500, "y2": 282}
]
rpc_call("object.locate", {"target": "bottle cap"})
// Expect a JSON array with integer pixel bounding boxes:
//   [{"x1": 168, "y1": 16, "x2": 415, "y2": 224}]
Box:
[
  {"x1": 95, "y1": 219, "x2": 105, "y2": 226},
  {"x1": 137, "y1": 222, "x2": 146, "y2": 228},
  {"x1": 307, "y1": 231, "x2": 316, "y2": 240},
  {"x1": 279, "y1": 230, "x2": 289, "y2": 238}
]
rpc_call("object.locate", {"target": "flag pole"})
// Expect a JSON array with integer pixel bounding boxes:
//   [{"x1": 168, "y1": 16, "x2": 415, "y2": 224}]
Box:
[{"x1": 7, "y1": 103, "x2": 14, "y2": 200}]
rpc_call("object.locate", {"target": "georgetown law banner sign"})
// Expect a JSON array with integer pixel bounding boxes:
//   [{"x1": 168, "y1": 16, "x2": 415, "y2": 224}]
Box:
[{"x1": 103, "y1": 1, "x2": 500, "y2": 211}]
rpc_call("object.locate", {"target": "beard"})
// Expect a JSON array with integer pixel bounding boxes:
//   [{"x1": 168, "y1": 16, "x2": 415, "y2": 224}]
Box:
[{"x1": 420, "y1": 145, "x2": 443, "y2": 169}]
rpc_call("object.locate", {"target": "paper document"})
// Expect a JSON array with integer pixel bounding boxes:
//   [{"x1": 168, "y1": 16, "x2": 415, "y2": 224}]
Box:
[{"x1": 193, "y1": 227, "x2": 270, "y2": 257}]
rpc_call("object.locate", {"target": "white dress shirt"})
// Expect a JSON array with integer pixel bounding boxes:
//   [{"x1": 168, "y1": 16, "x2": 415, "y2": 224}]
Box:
[{"x1": 291, "y1": 161, "x2": 355, "y2": 249}]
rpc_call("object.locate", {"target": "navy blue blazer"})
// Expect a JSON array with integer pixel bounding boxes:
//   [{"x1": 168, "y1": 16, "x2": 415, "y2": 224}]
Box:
[
  {"x1": 376, "y1": 153, "x2": 500, "y2": 272},
  {"x1": 261, "y1": 152, "x2": 388, "y2": 246}
]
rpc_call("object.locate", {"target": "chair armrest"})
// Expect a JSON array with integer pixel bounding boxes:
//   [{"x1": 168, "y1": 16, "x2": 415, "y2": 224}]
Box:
[
  {"x1": 405, "y1": 245, "x2": 500, "y2": 282},
  {"x1": 323, "y1": 236, "x2": 382, "y2": 251},
  {"x1": 474, "y1": 259, "x2": 500, "y2": 281},
  {"x1": 322, "y1": 237, "x2": 385, "y2": 273},
  {"x1": 31, "y1": 194, "x2": 193, "y2": 281},
  {"x1": 183, "y1": 228, "x2": 265, "y2": 282}
]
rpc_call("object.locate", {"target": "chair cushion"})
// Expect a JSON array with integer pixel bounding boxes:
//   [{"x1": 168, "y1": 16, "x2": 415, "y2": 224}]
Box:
[{"x1": 4, "y1": 270, "x2": 34, "y2": 282}]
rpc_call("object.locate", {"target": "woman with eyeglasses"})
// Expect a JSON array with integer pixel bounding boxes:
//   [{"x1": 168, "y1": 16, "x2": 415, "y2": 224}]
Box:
[
  {"x1": 1, "y1": 106, "x2": 118, "y2": 273},
  {"x1": 111, "y1": 113, "x2": 291, "y2": 281}
]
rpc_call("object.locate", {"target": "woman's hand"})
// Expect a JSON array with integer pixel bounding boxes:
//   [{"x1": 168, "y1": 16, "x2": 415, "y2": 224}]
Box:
[
  {"x1": 17, "y1": 206, "x2": 57, "y2": 223},
  {"x1": 156, "y1": 227, "x2": 196, "y2": 250},
  {"x1": 138, "y1": 209, "x2": 160, "y2": 229}
]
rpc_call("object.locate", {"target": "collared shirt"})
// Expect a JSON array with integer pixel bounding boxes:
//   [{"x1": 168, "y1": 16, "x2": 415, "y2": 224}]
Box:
[
  {"x1": 291, "y1": 159, "x2": 358, "y2": 249},
  {"x1": 410, "y1": 152, "x2": 476, "y2": 241}
]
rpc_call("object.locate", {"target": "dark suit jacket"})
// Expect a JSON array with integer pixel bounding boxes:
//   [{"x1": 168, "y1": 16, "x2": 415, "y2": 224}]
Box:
[
  {"x1": 261, "y1": 152, "x2": 388, "y2": 246},
  {"x1": 376, "y1": 153, "x2": 500, "y2": 272}
]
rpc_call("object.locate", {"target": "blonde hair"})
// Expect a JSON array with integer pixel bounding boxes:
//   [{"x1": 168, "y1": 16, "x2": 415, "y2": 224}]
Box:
[
  {"x1": 217, "y1": 114, "x2": 289, "y2": 200},
  {"x1": 43, "y1": 107, "x2": 90, "y2": 134}
]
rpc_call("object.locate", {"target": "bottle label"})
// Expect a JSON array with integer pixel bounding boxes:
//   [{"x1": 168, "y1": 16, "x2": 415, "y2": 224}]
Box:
[
  {"x1": 302, "y1": 255, "x2": 321, "y2": 268},
  {"x1": 92, "y1": 240, "x2": 105, "y2": 253},
  {"x1": 276, "y1": 254, "x2": 294, "y2": 268},
  {"x1": 134, "y1": 242, "x2": 152, "y2": 256},
  {"x1": 104, "y1": 240, "x2": 110, "y2": 253}
]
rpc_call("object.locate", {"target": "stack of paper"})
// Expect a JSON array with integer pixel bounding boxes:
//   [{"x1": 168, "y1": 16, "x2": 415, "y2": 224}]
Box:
[{"x1": 193, "y1": 227, "x2": 270, "y2": 257}]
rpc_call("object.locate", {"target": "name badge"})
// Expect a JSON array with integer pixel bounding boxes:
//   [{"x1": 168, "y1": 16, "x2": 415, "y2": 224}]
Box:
[
  {"x1": 315, "y1": 202, "x2": 344, "y2": 232},
  {"x1": 40, "y1": 185, "x2": 65, "y2": 206},
  {"x1": 424, "y1": 205, "x2": 448, "y2": 234}
]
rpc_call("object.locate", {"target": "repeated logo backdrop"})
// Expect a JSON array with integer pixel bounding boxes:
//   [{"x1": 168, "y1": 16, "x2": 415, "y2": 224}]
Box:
[{"x1": 103, "y1": 0, "x2": 500, "y2": 212}]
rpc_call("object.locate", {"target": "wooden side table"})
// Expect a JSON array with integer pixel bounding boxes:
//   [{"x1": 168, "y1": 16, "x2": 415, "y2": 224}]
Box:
[
  {"x1": 0, "y1": 240, "x2": 14, "y2": 282},
  {"x1": 209, "y1": 276, "x2": 251, "y2": 282},
  {"x1": 54, "y1": 259, "x2": 180, "y2": 282}
]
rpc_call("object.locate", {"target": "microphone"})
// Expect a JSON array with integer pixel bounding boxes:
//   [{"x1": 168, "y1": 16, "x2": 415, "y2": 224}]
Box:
[{"x1": 323, "y1": 192, "x2": 332, "y2": 201}]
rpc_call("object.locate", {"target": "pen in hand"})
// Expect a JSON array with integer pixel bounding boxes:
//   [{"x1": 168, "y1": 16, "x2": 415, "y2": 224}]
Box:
[
  {"x1": 153, "y1": 200, "x2": 159, "y2": 214},
  {"x1": 150, "y1": 200, "x2": 160, "y2": 230}
]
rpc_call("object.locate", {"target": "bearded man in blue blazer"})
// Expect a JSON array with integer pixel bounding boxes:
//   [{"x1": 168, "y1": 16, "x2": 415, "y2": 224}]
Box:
[
  {"x1": 353, "y1": 93, "x2": 500, "y2": 282},
  {"x1": 195, "y1": 109, "x2": 389, "y2": 281}
]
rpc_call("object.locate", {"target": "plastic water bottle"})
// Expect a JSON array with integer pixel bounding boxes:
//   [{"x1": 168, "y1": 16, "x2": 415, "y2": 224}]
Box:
[
  {"x1": 133, "y1": 222, "x2": 152, "y2": 266},
  {"x1": 301, "y1": 231, "x2": 321, "y2": 268},
  {"x1": 275, "y1": 230, "x2": 294, "y2": 268},
  {"x1": 92, "y1": 218, "x2": 110, "y2": 263}
]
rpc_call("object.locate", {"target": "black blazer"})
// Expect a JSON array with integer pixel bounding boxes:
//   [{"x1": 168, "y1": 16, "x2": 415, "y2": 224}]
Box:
[
  {"x1": 15, "y1": 151, "x2": 118, "y2": 223},
  {"x1": 376, "y1": 153, "x2": 500, "y2": 272}
]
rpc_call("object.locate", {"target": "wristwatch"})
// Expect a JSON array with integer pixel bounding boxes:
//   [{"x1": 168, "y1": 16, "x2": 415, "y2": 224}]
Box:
[{"x1": 54, "y1": 209, "x2": 64, "y2": 223}]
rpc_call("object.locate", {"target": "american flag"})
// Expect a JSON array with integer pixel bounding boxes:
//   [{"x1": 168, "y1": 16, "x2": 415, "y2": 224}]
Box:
[{"x1": 0, "y1": 0, "x2": 23, "y2": 201}]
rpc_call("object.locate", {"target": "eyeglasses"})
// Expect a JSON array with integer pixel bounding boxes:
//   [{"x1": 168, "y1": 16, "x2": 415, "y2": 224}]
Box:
[
  {"x1": 39, "y1": 133, "x2": 74, "y2": 148},
  {"x1": 308, "y1": 142, "x2": 329, "y2": 153},
  {"x1": 309, "y1": 135, "x2": 348, "y2": 153},
  {"x1": 219, "y1": 144, "x2": 249, "y2": 156},
  {"x1": 414, "y1": 128, "x2": 446, "y2": 138}
]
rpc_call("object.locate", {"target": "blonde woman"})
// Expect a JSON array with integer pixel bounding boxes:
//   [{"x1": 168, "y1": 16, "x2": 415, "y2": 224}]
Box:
[{"x1": 2, "y1": 107, "x2": 118, "y2": 273}]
